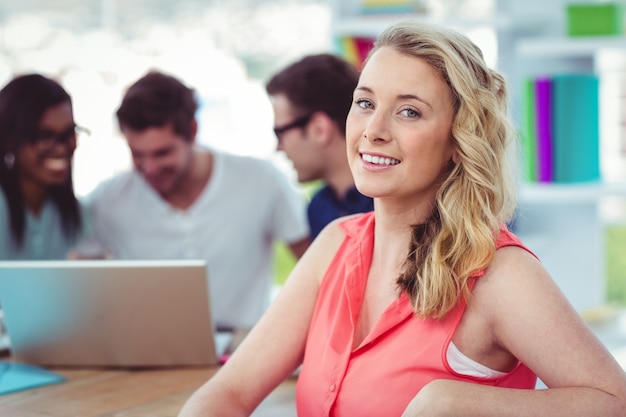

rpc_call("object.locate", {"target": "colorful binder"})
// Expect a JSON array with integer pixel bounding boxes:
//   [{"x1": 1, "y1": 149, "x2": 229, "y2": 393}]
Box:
[
  {"x1": 534, "y1": 77, "x2": 554, "y2": 183},
  {"x1": 520, "y1": 77, "x2": 538, "y2": 182},
  {"x1": 336, "y1": 36, "x2": 375, "y2": 69},
  {"x1": 551, "y1": 74, "x2": 600, "y2": 183}
]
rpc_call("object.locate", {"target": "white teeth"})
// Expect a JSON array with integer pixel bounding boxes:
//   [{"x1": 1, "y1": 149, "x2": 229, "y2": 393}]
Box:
[
  {"x1": 44, "y1": 158, "x2": 69, "y2": 170},
  {"x1": 361, "y1": 153, "x2": 400, "y2": 166}
]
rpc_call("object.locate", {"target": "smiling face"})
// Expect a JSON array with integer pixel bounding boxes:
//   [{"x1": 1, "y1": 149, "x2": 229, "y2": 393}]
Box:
[
  {"x1": 17, "y1": 101, "x2": 76, "y2": 189},
  {"x1": 124, "y1": 123, "x2": 195, "y2": 198},
  {"x1": 346, "y1": 46, "x2": 456, "y2": 210}
]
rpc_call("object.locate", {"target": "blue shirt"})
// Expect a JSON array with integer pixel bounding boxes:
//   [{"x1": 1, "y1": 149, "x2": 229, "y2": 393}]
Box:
[
  {"x1": 307, "y1": 185, "x2": 374, "y2": 239},
  {"x1": 0, "y1": 192, "x2": 84, "y2": 260}
]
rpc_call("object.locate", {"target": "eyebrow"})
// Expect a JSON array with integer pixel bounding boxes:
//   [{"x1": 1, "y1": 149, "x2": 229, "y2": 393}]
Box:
[{"x1": 355, "y1": 86, "x2": 434, "y2": 111}]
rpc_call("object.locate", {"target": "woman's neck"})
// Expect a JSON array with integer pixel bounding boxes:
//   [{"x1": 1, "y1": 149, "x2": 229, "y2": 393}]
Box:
[{"x1": 371, "y1": 201, "x2": 434, "y2": 271}]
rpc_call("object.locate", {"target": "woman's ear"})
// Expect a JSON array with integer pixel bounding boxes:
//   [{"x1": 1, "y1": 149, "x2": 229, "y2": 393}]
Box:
[
  {"x1": 451, "y1": 150, "x2": 459, "y2": 165},
  {"x1": 449, "y1": 135, "x2": 459, "y2": 164},
  {"x1": 450, "y1": 139, "x2": 459, "y2": 165}
]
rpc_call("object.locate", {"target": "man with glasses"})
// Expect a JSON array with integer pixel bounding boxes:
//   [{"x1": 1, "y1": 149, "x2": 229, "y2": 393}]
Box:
[
  {"x1": 266, "y1": 53, "x2": 373, "y2": 239},
  {"x1": 80, "y1": 71, "x2": 310, "y2": 331}
]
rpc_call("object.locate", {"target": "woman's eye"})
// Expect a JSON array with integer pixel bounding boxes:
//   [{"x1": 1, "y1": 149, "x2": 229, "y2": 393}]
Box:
[
  {"x1": 401, "y1": 108, "x2": 420, "y2": 118},
  {"x1": 355, "y1": 99, "x2": 373, "y2": 109}
]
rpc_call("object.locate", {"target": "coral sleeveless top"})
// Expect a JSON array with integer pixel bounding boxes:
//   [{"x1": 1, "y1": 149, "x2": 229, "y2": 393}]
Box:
[{"x1": 296, "y1": 212, "x2": 537, "y2": 416}]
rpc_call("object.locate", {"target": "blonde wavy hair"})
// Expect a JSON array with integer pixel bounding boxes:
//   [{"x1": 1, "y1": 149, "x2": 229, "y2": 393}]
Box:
[{"x1": 367, "y1": 20, "x2": 519, "y2": 319}]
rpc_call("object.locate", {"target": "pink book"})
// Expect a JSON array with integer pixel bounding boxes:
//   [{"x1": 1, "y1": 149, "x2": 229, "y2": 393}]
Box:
[{"x1": 353, "y1": 37, "x2": 375, "y2": 69}]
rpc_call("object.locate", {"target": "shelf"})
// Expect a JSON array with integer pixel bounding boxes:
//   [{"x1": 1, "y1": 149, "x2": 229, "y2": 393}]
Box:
[
  {"x1": 517, "y1": 36, "x2": 626, "y2": 57},
  {"x1": 332, "y1": 14, "x2": 513, "y2": 38},
  {"x1": 332, "y1": 14, "x2": 405, "y2": 37},
  {"x1": 519, "y1": 182, "x2": 626, "y2": 204}
]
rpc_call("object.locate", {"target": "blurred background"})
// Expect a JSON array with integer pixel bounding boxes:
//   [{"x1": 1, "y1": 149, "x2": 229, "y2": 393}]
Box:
[
  {"x1": 3, "y1": 0, "x2": 626, "y2": 311},
  {"x1": 0, "y1": 0, "x2": 499, "y2": 197},
  {"x1": 0, "y1": 0, "x2": 335, "y2": 196}
]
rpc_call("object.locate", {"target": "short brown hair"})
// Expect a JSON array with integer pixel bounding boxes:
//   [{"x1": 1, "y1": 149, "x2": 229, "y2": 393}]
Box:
[
  {"x1": 266, "y1": 53, "x2": 358, "y2": 135},
  {"x1": 116, "y1": 70, "x2": 198, "y2": 140}
]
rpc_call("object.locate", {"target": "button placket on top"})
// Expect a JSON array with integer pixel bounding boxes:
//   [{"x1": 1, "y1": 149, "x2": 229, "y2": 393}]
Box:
[
  {"x1": 173, "y1": 209, "x2": 196, "y2": 259},
  {"x1": 324, "y1": 237, "x2": 369, "y2": 413}
]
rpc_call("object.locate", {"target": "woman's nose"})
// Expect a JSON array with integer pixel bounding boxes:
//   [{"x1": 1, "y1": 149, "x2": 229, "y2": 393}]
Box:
[{"x1": 363, "y1": 112, "x2": 390, "y2": 143}]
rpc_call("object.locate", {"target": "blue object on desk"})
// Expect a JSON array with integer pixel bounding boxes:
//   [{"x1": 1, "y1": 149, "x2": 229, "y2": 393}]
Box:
[{"x1": 0, "y1": 361, "x2": 65, "y2": 395}]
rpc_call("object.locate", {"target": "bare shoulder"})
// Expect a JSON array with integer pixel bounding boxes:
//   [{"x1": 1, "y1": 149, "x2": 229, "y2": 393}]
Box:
[
  {"x1": 295, "y1": 215, "x2": 351, "y2": 284},
  {"x1": 469, "y1": 245, "x2": 564, "y2": 331},
  {"x1": 468, "y1": 244, "x2": 626, "y2": 398},
  {"x1": 472, "y1": 244, "x2": 549, "y2": 305},
  {"x1": 470, "y1": 244, "x2": 594, "y2": 362},
  {"x1": 459, "y1": 244, "x2": 562, "y2": 349},
  {"x1": 455, "y1": 245, "x2": 552, "y2": 368}
]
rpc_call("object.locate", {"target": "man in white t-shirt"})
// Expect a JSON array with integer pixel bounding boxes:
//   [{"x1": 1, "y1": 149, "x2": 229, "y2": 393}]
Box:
[{"x1": 81, "y1": 71, "x2": 310, "y2": 330}]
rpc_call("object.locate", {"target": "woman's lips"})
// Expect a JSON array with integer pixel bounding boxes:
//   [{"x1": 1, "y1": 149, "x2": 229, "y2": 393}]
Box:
[{"x1": 361, "y1": 152, "x2": 400, "y2": 166}]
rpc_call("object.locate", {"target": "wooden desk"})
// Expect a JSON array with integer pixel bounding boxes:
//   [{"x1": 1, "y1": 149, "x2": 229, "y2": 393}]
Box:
[{"x1": 0, "y1": 365, "x2": 297, "y2": 417}]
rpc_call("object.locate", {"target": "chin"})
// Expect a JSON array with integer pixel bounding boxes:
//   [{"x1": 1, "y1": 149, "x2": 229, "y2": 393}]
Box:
[
  {"x1": 153, "y1": 185, "x2": 173, "y2": 196},
  {"x1": 152, "y1": 181, "x2": 176, "y2": 196},
  {"x1": 352, "y1": 184, "x2": 377, "y2": 199},
  {"x1": 44, "y1": 172, "x2": 72, "y2": 186}
]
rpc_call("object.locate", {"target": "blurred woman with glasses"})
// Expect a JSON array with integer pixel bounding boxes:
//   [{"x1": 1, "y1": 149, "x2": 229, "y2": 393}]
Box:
[{"x1": 0, "y1": 73, "x2": 87, "y2": 259}]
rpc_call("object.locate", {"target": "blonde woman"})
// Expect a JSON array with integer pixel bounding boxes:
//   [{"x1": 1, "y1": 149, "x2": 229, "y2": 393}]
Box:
[{"x1": 178, "y1": 20, "x2": 626, "y2": 416}]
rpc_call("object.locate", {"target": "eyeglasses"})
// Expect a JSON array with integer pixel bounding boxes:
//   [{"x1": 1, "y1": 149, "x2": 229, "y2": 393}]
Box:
[
  {"x1": 30, "y1": 124, "x2": 90, "y2": 154},
  {"x1": 273, "y1": 113, "x2": 313, "y2": 141}
]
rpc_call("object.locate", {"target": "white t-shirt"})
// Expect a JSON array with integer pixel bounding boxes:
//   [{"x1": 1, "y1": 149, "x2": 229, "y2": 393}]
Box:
[{"x1": 82, "y1": 149, "x2": 309, "y2": 328}]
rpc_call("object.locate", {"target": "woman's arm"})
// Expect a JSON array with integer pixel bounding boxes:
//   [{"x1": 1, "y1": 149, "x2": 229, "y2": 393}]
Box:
[
  {"x1": 403, "y1": 246, "x2": 626, "y2": 417},
  {"x1": 177, "y1": 220, "x2": 346, "y2": 417}
]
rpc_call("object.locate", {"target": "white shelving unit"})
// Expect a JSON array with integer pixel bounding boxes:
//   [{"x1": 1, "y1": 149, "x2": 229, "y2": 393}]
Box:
[
  {"x1": 517, "y1": 36, "x2": 626, "y2": 57},
  {"x1": 514, "y1": 198, "x2": 606, "y2": 312},
  {"x1": 520, "y1": 182, "x2": 626, "y2": 204},
  {"x1": 332, "y1": 14, "x2": 512, "y2": 38},
  {"x1": 514, "y1": 182, "x2": 610, "y2": 312},
  {"x1": 511, "y1": 33, "x2": 626, "y2": 312},
  {"x1": 331, "y1": 14, "x2": 413, "y2": 37}
]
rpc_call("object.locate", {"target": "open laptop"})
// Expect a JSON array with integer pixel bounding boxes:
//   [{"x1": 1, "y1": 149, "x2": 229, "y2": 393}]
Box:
[{"x1": 0, "y1": 259, "x2": 225, "y2": 368}]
